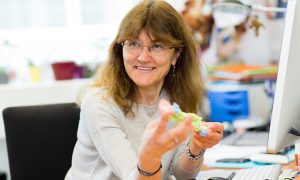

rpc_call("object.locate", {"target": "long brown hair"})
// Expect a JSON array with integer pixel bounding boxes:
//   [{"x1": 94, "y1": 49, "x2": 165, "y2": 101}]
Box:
[{"x1": 92, "y1": 0, "x2": 205, "y2": 116}]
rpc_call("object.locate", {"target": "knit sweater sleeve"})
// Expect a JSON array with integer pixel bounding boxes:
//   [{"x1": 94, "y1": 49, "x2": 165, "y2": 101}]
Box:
[
  {"x1": 81, "y1": 89, "x2": 138, "y2": 179},
  {"x1": 171, "y1": 141, "x2": 202, "y2": 179}
]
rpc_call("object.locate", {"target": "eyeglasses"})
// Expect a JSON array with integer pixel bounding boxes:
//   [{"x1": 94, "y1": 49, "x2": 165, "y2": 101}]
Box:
[{"x1": 121, "y1": 40, "x2": 174, "y2": 56}]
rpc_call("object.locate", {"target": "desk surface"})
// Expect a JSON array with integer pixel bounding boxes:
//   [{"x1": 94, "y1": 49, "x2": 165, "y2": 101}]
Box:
[
  {"x1": 199, "y1": 162, "x2": 297, "y2": 179},
  {"x1": 202, "y1": 161, "x2": 296, "y2": 171}
]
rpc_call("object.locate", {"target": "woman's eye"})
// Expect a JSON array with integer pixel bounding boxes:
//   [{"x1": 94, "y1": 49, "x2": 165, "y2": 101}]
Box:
[
  {"x1": 152, "y1": 43, "x2": 164, "y2": 49},
  {"x1": 129, "y1": 41, "x2": 139, "y2": 47}
]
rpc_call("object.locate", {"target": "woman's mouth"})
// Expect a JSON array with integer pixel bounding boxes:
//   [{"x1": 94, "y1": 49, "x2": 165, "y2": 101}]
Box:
[{"x1": 135, "y1": 66, "x2": 156, "y2": 71}]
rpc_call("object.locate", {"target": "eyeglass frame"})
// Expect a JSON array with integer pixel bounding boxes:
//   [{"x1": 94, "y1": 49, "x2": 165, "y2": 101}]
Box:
[{"x1": 121, "y1": 40, "x2": 178, "y2": 56}]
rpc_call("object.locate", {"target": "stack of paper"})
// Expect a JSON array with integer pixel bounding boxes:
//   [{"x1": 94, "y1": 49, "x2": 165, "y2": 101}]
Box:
[{"x1": 209, "y1": 65, "x2": 278, "y2": 83}]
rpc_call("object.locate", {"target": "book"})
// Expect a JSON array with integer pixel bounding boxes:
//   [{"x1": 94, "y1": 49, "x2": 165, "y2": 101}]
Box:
[{"x1": 209, "y1": 65, "x2": 278, "y2": 83}]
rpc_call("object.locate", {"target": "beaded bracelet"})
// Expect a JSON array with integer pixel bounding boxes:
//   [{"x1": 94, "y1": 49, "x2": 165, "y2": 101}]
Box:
[
  {"x1": 185, "y1": 143, "x2": 205, "y2": 161},
  {"x1": 137, "y1": 163, "x2": 162, "y2": 176}
]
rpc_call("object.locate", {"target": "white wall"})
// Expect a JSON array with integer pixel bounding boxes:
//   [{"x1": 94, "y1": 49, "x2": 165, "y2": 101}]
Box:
[
  {"x1": 202, "y1": 15, "x2": 285, "y2": 66},
  {"x1": 238, "y1": 17, "x2": 285, "y2": 65}
]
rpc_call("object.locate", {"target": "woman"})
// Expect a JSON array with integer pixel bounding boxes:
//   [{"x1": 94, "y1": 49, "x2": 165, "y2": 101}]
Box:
[{"x1": 65, "y1": 0, "x2": 223, "y2": 179}]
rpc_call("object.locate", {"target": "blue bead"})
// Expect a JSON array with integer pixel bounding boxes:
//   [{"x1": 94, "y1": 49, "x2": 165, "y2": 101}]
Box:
[
  {"x1": 172, "y1": 103, "x2": 181, "y2": 114},
  {"x1": 199, "y1": 129, "x2": 208, "y2": 137}
]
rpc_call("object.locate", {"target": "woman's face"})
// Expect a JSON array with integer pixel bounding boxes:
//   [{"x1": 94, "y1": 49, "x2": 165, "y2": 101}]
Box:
[{"x1": 122, "y1": 30, "x2": 179, "y2": 90}]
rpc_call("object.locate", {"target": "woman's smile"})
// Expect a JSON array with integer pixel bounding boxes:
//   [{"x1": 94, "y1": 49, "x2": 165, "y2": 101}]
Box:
[
  {"x1": 135, "y1": 66, "x2": 156, "y2": 72},
  {"x1": 123, "y1": 30, "x2": 178, "y2": 89}
]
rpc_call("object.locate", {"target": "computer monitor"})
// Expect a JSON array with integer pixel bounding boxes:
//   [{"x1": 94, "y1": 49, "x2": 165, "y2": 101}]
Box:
[{"x1": 267, "y1": 0, "x2": 300, "y2": 153}]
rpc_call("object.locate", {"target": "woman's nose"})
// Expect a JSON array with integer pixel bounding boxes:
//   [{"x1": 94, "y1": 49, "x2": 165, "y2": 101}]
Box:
[{"x1": 137, "y1": 47, "x2": 151, "y2": 62}]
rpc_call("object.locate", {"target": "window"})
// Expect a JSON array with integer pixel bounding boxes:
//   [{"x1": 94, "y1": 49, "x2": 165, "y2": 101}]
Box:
[
  {"x1": 0, "y1": 0, "x2": 140, "y2": 83},
  {"x1": 0, "y1": 0, "x2": 65, "y2": 30}
]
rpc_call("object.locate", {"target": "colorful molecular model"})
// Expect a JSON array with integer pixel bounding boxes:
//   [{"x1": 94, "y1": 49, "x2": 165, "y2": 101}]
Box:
[{"x1": 169, "y1": 103, "x2": 208, "y2": 137}]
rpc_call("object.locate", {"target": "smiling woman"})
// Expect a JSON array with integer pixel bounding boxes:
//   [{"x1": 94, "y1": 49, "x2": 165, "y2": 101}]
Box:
[
  {"x1": 96, "y1": 0, "x2": 205, "y2": 115},
  {"x1": 122, "y1": 30, "x2": 179, "y2": 100},
  {"x1": 65, "y1": 1, "x2": 224, "y2": 180}
]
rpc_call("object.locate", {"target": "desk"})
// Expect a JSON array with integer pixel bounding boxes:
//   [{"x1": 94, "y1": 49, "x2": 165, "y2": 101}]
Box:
[
  {"x1": 203, "y1": 144, "x2": 267, "y2": 168},
  {"x1": 202, "y1": 161, "x2": 296, "y2": 171},
  {"x1": 198, "y1": 162, "x2": 297, "y2": 179},
  {"x1": 198, "y1": 143, "x2": 297, "y2": 179}
]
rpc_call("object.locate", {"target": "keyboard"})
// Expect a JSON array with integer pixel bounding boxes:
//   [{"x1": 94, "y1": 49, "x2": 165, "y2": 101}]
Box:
[
  {"x1": 232, "y1": 164, "x2": 281, "y2": 180},
  {"x1": 222, "y1": 131, "x2": 269, "y2": 146}
]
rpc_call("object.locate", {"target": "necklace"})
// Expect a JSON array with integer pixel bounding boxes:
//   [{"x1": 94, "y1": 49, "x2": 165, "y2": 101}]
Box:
[
  {"x1": 140, "y1": 97, "x2": 160, "y2": 117},
  {"x1": 142, "y1": 104, "x2": 159, "y2": 117}
]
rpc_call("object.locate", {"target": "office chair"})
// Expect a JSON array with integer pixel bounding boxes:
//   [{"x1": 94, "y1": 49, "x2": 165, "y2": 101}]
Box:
[
  {"x1": 0, "y1": 171, "x2": 6, "y2": 180},
  {"x1": 2, "y1": 103, "x2": 80, "y2": 180}
]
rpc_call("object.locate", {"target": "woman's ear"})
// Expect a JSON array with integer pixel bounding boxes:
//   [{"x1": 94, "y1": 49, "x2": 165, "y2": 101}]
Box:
[{"x1": 171, "y1": 51, "x2": 180, "y2": 65}]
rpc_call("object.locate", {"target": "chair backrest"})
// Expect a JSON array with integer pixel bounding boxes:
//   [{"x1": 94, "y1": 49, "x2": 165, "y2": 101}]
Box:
[{"x1": 2, "y1": 103, "x2": 80, "y2": 180}]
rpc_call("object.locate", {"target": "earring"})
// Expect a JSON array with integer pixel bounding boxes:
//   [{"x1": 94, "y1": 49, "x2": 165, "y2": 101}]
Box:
[{"x1": 172, "y1": 65, "x2": 176, "y2": 77}]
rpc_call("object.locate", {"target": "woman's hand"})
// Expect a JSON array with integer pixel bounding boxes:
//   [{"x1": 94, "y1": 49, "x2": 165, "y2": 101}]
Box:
[
  {"x1": 189, "y1": 122, "x2": 224, "y2": 153},
  {"x1": 138, "y1": 99, "x2": 194, "y2": 162}
]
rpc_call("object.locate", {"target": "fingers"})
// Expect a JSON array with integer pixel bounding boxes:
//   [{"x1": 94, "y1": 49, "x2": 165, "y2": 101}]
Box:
[
  {"x1": 192, "y1": 122, "x2": 224, "y2": 149},
  {"x1": 151, "y1": 117, "x2": 193, "y2": 153},
  {"x1": 198, "y1": 122, "x2": 224, "y2": 140},
  {"x1": 203, "y1": 126, "x2": 223, "y2": 142},
  {"x1": 204, "y1": 122, "x2": 224, "y2": 133},
  {"x1": 158, "y1": 116, "x2": 193, "y2": 151},
  {"x1": 152, "y1": 99, "x2": 194, "y2": 150},
  {"x1": 168, "y1": 116, "x2": 193, "y2": 144},
  {"x1": 156, "y1": 99, "x2": 173, "y2": 134},
  {"x1": 158, "y1": 99, "x2": 172, "y2": 113},
  {"x1": 194, "y1": 132, "x2": 222, "y2": 147}
]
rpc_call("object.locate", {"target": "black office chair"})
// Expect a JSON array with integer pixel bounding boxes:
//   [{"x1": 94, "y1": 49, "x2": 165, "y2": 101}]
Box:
[{"x1": 2, "y1": 103, "x2": 80, "y2": 180}]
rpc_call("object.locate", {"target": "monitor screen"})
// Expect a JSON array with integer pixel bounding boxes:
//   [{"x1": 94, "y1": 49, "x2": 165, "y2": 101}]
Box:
[{"x1": 267, "y1": 0, "x2": 300, "y2": 153}]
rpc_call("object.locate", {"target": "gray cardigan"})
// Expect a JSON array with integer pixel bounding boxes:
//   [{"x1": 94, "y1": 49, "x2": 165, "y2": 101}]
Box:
[{"x1": 65, "y1": 88, "x2": 201, "y2": 180}]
